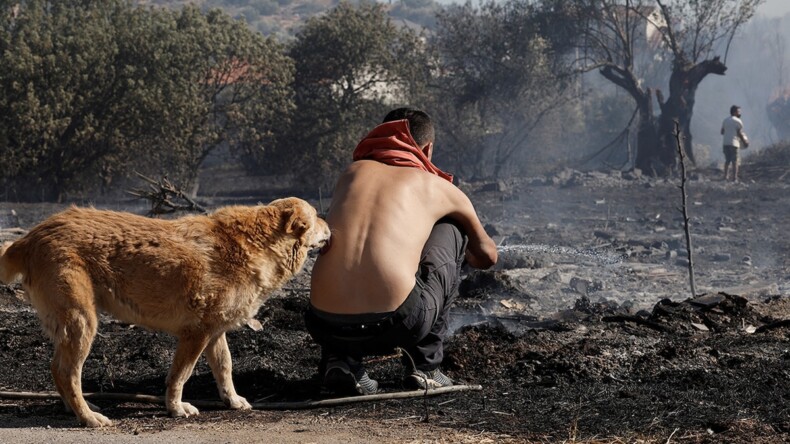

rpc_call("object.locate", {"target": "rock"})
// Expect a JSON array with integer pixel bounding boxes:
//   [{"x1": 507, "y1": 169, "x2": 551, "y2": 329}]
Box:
[
  {"x1": 651, "y1": 241, "x2": 668, "y2": 250},
  {"x1": 594, "y1": 230, "x2": 613, "y2": 240},
  {"x1": 540, "y1": 270, "x2": 563, "y2": 283},
  {"x1": 493, "y1": 249, "x2": 543, "y2": 271},
  {"x1": 550, "y1": 168, "x2": 583, "y2": 187},
  {"x1": 716, "y1": 216, "x2": 734, "y2": 224},
  {"x1": 484, "y1": 223, "x2": 500, "y2": 236},
  {"x1": 622, "y1": 169, "x2": 642, "y2": 180},
  {"x1": 712, "y1": 253, "x2": 731, "y2": 262},
  {"x1": 477, "y1": 181, "x2": 508, "y2": 193},
  {"x1": 691, "y1": 322, "x2": 710, "y2": 331},
  {"x1": 570, "y1": 277, "x2": 590, "y2": 295},
  {"x1": 569, "y1": 277, "x2": 603, "y2": 295}
]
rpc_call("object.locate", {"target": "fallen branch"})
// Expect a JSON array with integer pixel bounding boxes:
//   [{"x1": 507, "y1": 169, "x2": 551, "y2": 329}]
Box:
[
  {"x1": 0, "y1": 385, "x2": 482, "y2": 411},
  {"x1": 755, "y1": 319, "x2": 790, "y2": 333},
  {"x1": 127, "y1": 172, "x2": 207, "y2": 216}
]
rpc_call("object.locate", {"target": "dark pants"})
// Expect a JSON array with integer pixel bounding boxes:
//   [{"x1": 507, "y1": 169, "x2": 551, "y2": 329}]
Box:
[{"x1": 305, "y1": 219, "x2": 468, "y2": 372}]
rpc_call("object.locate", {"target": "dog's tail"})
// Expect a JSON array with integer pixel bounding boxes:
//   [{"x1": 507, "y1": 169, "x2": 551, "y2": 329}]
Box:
[{"x1": 0, "y1": 241, "x2": 24, "y2": 284}]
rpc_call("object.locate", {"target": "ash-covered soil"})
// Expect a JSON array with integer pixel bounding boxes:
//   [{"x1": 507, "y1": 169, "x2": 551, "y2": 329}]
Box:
[{"x1": 0, "y1": 170, "x2": 788, "y2": 443}]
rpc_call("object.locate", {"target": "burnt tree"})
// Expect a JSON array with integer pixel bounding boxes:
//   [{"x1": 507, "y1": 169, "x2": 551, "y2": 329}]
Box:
[
  {"x1": 650, "y1": 56, "x2": 728, "y2": 172},
  {"x1": 599, "y1": 64, "x2": 659, "y2": 172},
  {"x1": 569, "y1": 0, "x2": 763, "y2": 175}
]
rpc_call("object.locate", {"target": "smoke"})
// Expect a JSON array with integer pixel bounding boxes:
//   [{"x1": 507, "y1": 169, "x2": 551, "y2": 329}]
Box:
[{"x1": 693, "y1": 13, "x2": 790, "y2": 162}]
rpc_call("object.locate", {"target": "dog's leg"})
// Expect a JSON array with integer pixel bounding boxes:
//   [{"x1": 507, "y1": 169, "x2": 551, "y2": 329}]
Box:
[
  {"x1": 166, "y1": 333, "x2": 211, "y2": 418},
  {"x1": 204, "y1": 332, "x2": 252, "y2": 410},
  {"x1": 50, "y1": 307, "x2": 113, "y2": 428}
]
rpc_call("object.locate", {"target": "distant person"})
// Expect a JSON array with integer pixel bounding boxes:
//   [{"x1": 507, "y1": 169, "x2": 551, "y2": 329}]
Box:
[
  {"x1": 721, "y1": 105, "x2": 749, "y2": 182},
  {"x1": 306, "y1": 107, "x2": 498, "y2": 396}
]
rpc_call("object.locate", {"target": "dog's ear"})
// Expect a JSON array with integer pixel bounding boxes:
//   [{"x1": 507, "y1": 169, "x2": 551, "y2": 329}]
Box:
[{"x1": 283, "y1": 207, "x2": 310, "y2": 236}]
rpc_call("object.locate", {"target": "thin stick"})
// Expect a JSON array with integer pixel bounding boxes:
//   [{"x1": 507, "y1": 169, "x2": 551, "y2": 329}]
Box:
[
  {"x1": 666, "y1": 427, "x2": 680, "y2": 443},
  {"x1": 0, "y1": 385, "x2": 482, "y2": 411},
  {"x1": 673, "y1": 120, "x2": 697, "y2": 297}
]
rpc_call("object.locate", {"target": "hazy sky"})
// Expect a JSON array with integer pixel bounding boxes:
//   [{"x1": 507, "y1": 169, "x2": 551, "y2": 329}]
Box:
[
  {"x1": 759, "y1": 0, "x2": 790, "y2": 17},
  {"x1": 434, "y1": 0, "x2": 790, "y2": 18}
]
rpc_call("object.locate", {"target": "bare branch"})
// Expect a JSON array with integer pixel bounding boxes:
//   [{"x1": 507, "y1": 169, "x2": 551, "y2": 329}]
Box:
[
  {"x1": 127, "y1": 172, "x2": 207, "y2": 217},
  {"x1": 0, "y1": 385, "x2": 483, "y2": 410},
  {"x1": 672, "y1": 120, "x2": 697, "y2": 298}
]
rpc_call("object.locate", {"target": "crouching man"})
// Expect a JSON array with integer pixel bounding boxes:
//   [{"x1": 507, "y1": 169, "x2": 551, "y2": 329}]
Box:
[{"x1": 306, "y1": 108, "x2": 498, "y2": 395}]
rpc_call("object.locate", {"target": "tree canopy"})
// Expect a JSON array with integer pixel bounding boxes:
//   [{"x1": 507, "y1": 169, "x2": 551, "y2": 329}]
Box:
[
  {"x1": 251, "y1": 1, "x2": 430, "y2": 190},
  {"x1": 0, "y1": 0, "x2": 292, "y2": 201},
  {"x1": 431, "y1": 0, "x2": 569, "y2": 178},
  {"x1": 0, "y1": 0, "x2": 772, "y2": 201}
]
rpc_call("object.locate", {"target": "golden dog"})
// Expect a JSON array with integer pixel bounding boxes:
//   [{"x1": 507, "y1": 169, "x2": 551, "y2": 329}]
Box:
[{"x1": 0, "y1": 197, "x2": 330, "y2": 427}]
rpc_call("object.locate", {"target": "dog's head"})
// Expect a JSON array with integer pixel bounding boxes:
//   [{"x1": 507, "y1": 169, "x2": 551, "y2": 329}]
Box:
[{"x1": 266, "y1": 197, "x2": 330, "y2": 270}]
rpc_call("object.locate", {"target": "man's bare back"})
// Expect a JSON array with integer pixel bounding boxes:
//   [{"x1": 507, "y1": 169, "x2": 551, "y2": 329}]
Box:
[{"x1": 311, "y1": 160, "x2": 497, "y2": 314}]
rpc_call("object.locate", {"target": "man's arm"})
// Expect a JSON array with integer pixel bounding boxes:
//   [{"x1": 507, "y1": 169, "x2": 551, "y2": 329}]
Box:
[
  {"x1": 738, "y1": 129, "x2": 749, "y2": 147},
  {"x1": 736, "y1": 120, "x2": 749, "y2": 147},
  {"x1": 442, "y1": 186, "x2": 498, "y2": 269}
]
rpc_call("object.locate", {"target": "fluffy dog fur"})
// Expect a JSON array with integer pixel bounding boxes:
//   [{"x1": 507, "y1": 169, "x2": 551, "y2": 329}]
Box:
[{"x1": 0, "y1": 197, "x2": 330, "y2": 427}]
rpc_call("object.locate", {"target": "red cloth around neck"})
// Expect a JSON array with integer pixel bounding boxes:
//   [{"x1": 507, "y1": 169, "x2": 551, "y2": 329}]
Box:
[{"x1": 352, "y1": 120, "x2": 453, "y2": 182}]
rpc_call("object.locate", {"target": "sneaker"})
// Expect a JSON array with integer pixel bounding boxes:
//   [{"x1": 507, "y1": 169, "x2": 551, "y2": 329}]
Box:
[
  {"x1": 323, "y1": 358, "x2": 378, "y2": 396},
  {"x1": 404, "y1": 368, "x2": 453, "y2": 390}
]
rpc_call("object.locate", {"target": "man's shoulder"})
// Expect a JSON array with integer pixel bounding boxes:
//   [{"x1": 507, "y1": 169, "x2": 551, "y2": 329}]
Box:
[{"x1": 723, "y1": 116, "x2": 741, "y2": 126}]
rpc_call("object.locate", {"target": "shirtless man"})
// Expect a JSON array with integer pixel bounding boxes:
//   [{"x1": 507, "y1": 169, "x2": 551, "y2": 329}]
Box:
[{"x1": 307, "y1": 108, "x2": 498, "y2": 395}]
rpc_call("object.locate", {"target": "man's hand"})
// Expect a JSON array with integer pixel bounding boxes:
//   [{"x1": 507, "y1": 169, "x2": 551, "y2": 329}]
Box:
[
  {"x1": 739, "y1": 132, "x2": 749, "y2": 148},
  {"x1": 465, "y1": 237, "x2": 498, "y2": 269}
]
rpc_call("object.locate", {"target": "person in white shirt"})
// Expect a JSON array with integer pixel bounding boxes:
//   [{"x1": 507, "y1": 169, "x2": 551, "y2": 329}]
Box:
[{"x1": 720, "y1": 105, "x2": 749, "y2": 182}]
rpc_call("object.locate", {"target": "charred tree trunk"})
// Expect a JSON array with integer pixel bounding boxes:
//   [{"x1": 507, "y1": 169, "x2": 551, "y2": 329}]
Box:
[
  {"x1": 644, "y1": 57, "x2": 728, "y2": 175},
  {"x1": 600, "y1": 65, "x2": 658, "y2": 173},
  {"x1": 634, "y1": 89, "x2": 659, "y2": 174}
]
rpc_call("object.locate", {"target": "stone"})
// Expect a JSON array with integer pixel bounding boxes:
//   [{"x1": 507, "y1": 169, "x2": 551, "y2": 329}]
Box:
[{"x1": 712, "y1": 253, "x2": 731, "y2": 262}]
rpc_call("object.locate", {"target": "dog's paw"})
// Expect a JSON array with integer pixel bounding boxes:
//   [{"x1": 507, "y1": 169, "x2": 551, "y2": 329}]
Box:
[
  {"x1": 81, "y1": 412, "x2": 113, "y2": 428},
  {"x1": 225, "y1": 395, "x2": 252, "y2": 411},
  {"x1": 169, "y1": 402, "x2": 200, "y2": 418}
]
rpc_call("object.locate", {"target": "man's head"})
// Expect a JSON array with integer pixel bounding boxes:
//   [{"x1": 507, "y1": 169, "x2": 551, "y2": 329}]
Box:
[
  {"x1": 730, "y1": 105, "x2": 741, "y2": 117},
  {"x1": 383, "y1": 108, "x2": 435, "y2": 157}
]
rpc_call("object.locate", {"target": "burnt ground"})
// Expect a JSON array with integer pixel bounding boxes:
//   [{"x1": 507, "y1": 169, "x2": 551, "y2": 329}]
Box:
[{"x1": 0, "y1": 167, "x2": 788, "y2": 443}]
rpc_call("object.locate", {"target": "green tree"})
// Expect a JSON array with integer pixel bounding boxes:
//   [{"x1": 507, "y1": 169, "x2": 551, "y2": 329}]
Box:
[
  {"x1": 431, "y1": 0, "x2": 569, "y2": 178},
  {"x1": 258, "y1": 1, "x2": 430, "y2": 190},
  {"x1": 0, "y1": 0, "x2": 293, "y2": 201}
]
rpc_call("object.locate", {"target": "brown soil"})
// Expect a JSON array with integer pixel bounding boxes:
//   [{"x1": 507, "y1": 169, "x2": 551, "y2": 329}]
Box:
[{"x1": 0, "y1": 171, "x2": 788, "y2": 443}]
